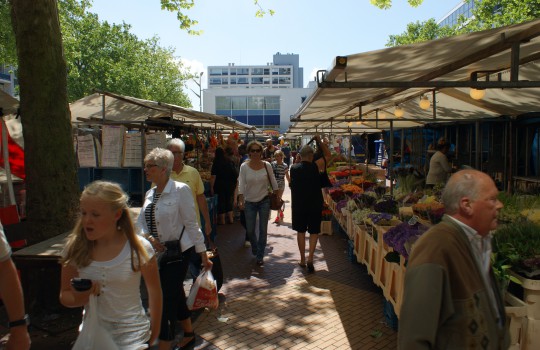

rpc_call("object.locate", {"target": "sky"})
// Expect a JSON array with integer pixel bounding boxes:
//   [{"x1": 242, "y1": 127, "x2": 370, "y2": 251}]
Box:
[{"x1": 88, "y1": 0, "x2": 461, "y2": 108}]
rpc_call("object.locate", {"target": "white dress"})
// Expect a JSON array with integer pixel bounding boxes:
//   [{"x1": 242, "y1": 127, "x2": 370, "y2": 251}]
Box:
[{"x1": 77, "y1": 236, "x2": 154, "y2": 350}]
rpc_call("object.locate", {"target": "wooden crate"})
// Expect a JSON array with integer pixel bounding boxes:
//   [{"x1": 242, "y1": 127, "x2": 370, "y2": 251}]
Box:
[
  {"x1": 353, "y1": 224, "x2": 367, "y2": 263},
  {"x1": 374, "y1": 225, "x2": 395, "y2": 288},
  {"x1": 505, "y1": 292, "x2": 528, "y2": 350},
  {"x1": 364, "y1": 234, "x2": 378, "y2": 280},
  {"x1": 384, "y1": 255, "x2": 406, "y2": 318},
  {"x1": 320, "y1": 220, "x2": 333, "y2": 235}
]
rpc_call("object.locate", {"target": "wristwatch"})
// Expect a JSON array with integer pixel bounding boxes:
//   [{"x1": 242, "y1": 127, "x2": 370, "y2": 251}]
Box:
[{"x1": 8, "y1": 314, "x2": 29, "y2": 328}]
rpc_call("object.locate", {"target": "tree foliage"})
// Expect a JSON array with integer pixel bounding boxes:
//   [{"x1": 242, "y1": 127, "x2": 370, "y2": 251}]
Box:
[
  {"x1": 1, "y1": 0, "x2": 192, "y2": 105},
  {"x1": 385, "y1": 0, "x2": 540, "y2": 47},
  {"x1": 370, "y1": 0, "x2": 423, "y2": 10},
  {"x1": 0, "y1": 0, "x2": 16, "y2": 65}
]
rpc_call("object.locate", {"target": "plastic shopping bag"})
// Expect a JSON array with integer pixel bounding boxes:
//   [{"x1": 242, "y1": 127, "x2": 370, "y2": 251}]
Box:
[
  {"x1": 186, "y1": 270, "x2": 219, "y2": 310},
  {"x1": 72, "y1": 295, "x2": 119, "y2": 350}
]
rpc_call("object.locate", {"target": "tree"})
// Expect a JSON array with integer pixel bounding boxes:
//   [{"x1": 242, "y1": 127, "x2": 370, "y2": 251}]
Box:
[
  {"x1": 9, "y1": 0, "x2": 80, "y2": 242},
  {"x1": 5, "y1": 0, "x2": 269, "y2": 243},
  {"x1": 385, "y1": 0, "x2": 540, "y2": 47},
  {"x1": 60, "y1": 2, "x2": 191, "y2": 104},
  {"x1": 386, "y1": 18, "x2": 453, "y2": 47}
]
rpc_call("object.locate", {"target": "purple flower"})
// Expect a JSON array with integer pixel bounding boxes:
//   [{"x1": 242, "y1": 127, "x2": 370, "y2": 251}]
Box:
[{"x1": 383, "y1": 222, "x2": 429, "y2": 259}]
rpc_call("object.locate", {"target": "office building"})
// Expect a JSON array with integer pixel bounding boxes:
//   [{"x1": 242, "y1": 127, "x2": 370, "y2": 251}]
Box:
[{"x1": 203, "y1": 52, "x2": 313, "y2": 134}]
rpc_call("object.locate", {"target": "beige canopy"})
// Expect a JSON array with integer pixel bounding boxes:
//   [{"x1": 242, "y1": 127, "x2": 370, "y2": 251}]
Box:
[
  {"x1": 70, "y1": 91, "x2": 260, "y2": 133},
  {"x1": 287, "y1": 19, "x2": 540, "y2": 136}
]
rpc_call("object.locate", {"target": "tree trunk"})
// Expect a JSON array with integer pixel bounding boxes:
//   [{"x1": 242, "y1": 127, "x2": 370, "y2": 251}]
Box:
[{"x1": 10, "y1": 0, "x2": 79, "y2": 243}]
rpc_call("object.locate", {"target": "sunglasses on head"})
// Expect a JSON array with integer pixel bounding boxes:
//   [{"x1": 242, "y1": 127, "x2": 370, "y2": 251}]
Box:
[{"x1": 250, "y1": 148, "x2": 262, "y2": 153}]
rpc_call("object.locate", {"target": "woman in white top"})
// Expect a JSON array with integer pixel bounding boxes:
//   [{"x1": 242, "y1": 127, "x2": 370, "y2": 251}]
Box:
[
  {"x1": 60, "y1": 181, "x2": 162, "y2": 349},
  {"x1": 137, "y1": 147, "x2": 212, "y2": 350},
  {"x1": 238, "y1": 141, "x2": 279, "y2": 266}
]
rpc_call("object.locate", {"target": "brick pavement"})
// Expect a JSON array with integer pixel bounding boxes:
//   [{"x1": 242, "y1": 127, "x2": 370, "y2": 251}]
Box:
[{"x1": 192, "y1": 185, "x2": 397, "y2": 349}]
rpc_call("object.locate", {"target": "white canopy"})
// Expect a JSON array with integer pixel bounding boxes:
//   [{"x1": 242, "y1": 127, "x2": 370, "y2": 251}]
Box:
[
  {"x1": 70, "y1": 91, "x2": 260, "y2": 133},
  {"x1": 288, "y1": 19, "x2": 540, "y2": 136}
]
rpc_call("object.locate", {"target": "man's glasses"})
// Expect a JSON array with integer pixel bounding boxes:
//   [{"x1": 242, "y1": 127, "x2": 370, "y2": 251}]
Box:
[
  {"x1": 144, "y1": 164, "x2": 158, "y2": 169},
  {"x1": 250, "y1": 149, "x2": 262, "y2": 153}
]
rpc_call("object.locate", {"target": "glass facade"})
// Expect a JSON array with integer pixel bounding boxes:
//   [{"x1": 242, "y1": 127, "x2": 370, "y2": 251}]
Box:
[
  {"x1": 438, "y1": 1, "x2": 475, "y2": 27},
  {"x1": 215, "y1": 96, "x2": 280, "y2": 129}
]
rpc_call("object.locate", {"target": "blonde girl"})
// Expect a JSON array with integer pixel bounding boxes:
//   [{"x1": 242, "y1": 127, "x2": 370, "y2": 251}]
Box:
[
  {"x1": 271, "y1": 150, "x2": 290, "y2": 223},
  {"x1": 60, "y1": 181, "x2": 162, "y2": 349}
]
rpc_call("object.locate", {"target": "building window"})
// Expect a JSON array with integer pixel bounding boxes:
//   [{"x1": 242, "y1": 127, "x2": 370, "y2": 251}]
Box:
[
  {"x1": 230, "y1": 77, "x2": 237, "y2": 85},
  {"x1": 248, "y1": 96, "x2": 264, "y2": 110},
  {"x1": 237, "y1": 68, "x2": 249, "y2": 75},
  {"x1": 264, "y1": 68, "x2": 270, "y2": 75},
  {"x1": 279, "y1": 67, "x2": 291, "y2": 75},
  {"x1": 265, "y1": 96, "x2": 280, "y2": 110},
  {"x1": 252, "y1": 68, "x2": 264, "y2": 75},
  {"x1": 251, "y1": 77, "x2": 263, "y2": 84},
  {"x1": 207, "y1": 68, "x2": 229, "y2": 76},
  {"x1": 209, "y1": 77, "x2": 222, "y2": 85},
  {"x1": 216, "y1": 97, "x2": 231, "y2": 110},
  {"x1": 231, "y1": 96, "x2": 247, "y2": 110},
  {"x1": 237, "y1": 77, "x2": 248, "y2": 84},
  {"x1": 272, "y1": 68, "x2": 279, "y2": 75},
  {"x1": 278, "y1": 77, "x2": 291, "y2": 85}
]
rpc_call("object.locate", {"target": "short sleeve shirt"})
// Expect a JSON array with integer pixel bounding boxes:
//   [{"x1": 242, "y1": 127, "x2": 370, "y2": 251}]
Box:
[{"x1": 170, "y1": 164, "x2": 205, "y2": 225}]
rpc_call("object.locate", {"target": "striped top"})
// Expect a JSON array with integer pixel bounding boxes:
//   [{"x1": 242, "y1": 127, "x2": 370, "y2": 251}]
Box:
[
  {"x1": 144, "y1": 192, "x2": 162, "y2": 239},
  {"x1": 272, "y1": 161, "x2": 288, "y2": 189}
]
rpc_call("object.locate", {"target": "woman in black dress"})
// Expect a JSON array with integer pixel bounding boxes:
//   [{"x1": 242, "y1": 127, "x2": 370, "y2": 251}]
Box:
[{"x1": 211, "y1": 147, "x2": 238, "y2": 224}]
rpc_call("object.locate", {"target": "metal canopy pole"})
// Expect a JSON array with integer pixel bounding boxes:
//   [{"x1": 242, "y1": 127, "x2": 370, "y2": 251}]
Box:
[{"x1": 389, "y1": 120, "x2": 394, "y2": 195}]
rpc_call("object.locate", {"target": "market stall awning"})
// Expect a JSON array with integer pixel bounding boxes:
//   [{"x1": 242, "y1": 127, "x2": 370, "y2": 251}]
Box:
[
  {"x1": 70, "y1": 91, "x2": 260, "y2": 133},
  {"x1": 290, "y1": 19, "x2": 540, "y2": 134}
]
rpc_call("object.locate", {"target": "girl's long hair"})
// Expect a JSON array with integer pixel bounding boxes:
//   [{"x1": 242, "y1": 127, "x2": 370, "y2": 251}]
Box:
[{"x1": 61, "y1": 181, "x2": 149, "y2": 271}]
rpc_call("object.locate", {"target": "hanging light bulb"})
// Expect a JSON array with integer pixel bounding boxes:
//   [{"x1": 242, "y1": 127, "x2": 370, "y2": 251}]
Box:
[
  {"x1": 356, "y1": 120, "x2": 361, "y2": 125},
  {"x1": 419, "y1": 95, "x2": 430, "y2": 110},
  {"x1": 470, "y1": 88, "x2": 485, "y2": 100},
  {"x1": 347, "y1": 122, "x2": 352, "y2": 127},
  {"x1": 394, "y1": 105, "x2": 404, "y2": 118}
]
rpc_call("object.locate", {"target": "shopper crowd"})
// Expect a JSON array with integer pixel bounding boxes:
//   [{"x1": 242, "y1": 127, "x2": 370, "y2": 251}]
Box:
[{"x1": 0, "y1": 134, "x2": 510, "y2": 350}]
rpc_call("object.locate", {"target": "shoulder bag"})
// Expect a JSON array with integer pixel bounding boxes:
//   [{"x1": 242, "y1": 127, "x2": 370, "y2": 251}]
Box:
[
  {"x1": 158, "y1": 226, "x2": 185, "y2": 268},
  {"x1": 264, "y1": 162, "x2": 284, "y2": 210}
]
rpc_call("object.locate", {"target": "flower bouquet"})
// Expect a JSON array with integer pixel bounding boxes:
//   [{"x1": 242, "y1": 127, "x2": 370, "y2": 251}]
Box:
[
  {"x1": 373, "y1": 198, "x2": 399, "y2": 215},
  {"x1": 383, "y1": 222, "x2": 429, "y2": 259},
  {"x1": 321, "y1": 205, "x2": 333, "y2": 221}
]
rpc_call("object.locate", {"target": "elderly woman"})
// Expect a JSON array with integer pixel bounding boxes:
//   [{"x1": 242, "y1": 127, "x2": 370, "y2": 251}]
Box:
[
  {"x1": 237, "y1": 141, "x2": 278, "y2": 266},
  {"x1": 137, "y1": 148, "x2": 212, "y2": 350}
]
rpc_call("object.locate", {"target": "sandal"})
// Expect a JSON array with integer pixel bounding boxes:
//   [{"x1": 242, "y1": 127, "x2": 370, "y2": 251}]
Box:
[
  {"x1": 173, "y1": 331, "x2": 196, "y2": 350},
  {"x1": 298, "y1": 262, "x2": 306, "y2": 268}
]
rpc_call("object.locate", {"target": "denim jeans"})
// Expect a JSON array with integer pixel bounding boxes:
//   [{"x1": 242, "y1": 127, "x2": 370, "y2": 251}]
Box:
[{"x1": 244, "y1": 196, "x2": 270, "y2": 260}]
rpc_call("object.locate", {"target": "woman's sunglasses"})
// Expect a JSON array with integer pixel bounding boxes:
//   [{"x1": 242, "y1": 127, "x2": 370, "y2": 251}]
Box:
[{"x1": 250, "y1": 148, "x2": 262, "y2": 153}]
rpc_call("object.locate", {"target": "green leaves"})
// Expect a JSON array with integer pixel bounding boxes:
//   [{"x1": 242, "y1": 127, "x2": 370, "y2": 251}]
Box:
[
  {"x1": 58, "y1": 1, "x2": 191, "y2": 106},
  {"x1": 370, "y1": 0, "x2": 423, "y2": 10}
]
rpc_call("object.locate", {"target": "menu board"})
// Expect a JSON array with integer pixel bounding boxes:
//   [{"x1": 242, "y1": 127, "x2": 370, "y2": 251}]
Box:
[
  {"x1": 123, "y1": 132, "x2": 143, "y2": 167},
  {"x1": 101, "y1": 125, "x2": 126, "y2": 167},
  {"x1": 145, "y1": 132, "x2": 167, "y2": 155},
  {"x1": 77, "y1": 134, "x2": 98, "y2": 167}
]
